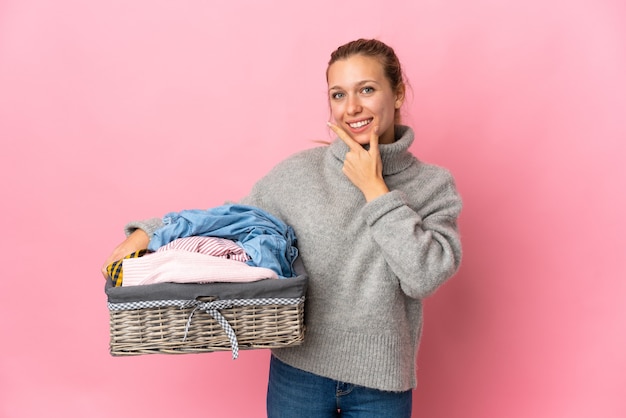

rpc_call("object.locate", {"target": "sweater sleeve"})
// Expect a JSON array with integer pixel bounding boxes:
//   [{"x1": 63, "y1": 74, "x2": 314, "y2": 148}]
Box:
[
  {"x1": 124, "y1": 217, "x2": 164, "y2": 238},
  {"x1": 361, "y1": 173, "x2": 463, "y2": 299}
]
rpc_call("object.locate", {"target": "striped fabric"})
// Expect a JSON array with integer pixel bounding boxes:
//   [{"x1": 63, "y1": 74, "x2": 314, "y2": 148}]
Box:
[
  {"x1": 106, "y1": 237, "x2": 250, "y2": 287},
  {"x1": 156, "y1": 236, "x2": 250, "y2": 262},
  {"x1": 121, "y1": 249, "x2": 278, "y2": 287}
]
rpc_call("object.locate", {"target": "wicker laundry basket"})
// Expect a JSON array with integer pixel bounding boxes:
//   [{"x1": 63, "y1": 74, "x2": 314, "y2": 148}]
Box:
[{"x1": 105, "y1": 275, "x2": 307, "y2": 358}]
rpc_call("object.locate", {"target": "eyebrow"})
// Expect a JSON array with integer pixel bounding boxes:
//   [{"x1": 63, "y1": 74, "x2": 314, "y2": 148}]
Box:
[{"x1": 328, "y1": 79, "x2": 380, "y2": 91}]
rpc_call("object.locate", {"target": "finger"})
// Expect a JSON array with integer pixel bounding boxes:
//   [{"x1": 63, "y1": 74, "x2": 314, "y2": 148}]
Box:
[
  {"x1": 369, "y1": 126, "x2": 380, "y2": 153},
  {"x1": 327, "y1": 122, "x2": 362, "y2": 153}
]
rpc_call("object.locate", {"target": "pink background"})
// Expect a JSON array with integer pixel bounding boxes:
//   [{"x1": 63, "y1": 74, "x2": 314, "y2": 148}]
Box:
[{"x1": 1, "y1": 0, "x2": 625, "y2": 417}]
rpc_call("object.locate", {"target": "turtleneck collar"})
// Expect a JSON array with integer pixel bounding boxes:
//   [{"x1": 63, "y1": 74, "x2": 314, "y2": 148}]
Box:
[{"x1": 329, "y1": 125, "x2": 416, "y2": 176}]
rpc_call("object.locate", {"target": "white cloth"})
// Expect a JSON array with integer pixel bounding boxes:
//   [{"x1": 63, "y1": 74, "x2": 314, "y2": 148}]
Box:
[{"x1": 121, "y1": 249, "x2": 278, "y2": 286}]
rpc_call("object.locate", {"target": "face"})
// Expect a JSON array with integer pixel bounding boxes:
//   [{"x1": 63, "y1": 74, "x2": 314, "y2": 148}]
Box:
[{"x1": 327, "y1": 54, "x2": 404, "y2": 145}]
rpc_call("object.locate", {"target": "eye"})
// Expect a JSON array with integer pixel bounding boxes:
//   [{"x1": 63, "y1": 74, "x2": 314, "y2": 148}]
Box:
[
  {"x1": 330, "y1": 91, "x2": 345, "y2": 100},
  {"x1": 361, "y1": 86, "x2": 375, "y2": 94}
]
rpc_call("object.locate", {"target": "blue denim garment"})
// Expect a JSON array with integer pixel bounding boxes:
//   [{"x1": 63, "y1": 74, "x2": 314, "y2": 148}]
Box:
[
  {"x1": 148, "y1": 204, "x2": 298, "y2": 278},
  {"x1": 267, "y1": 356, "x2": 412, "y2": 417}
]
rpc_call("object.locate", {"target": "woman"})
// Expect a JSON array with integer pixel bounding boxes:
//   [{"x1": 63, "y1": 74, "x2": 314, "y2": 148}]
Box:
[{"x1": 103, "y1": 38, "x2": 462, "y2": 417}]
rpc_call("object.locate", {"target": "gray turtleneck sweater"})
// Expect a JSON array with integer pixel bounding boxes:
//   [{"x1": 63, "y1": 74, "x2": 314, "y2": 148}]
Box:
[
  {"x1": 127, "y1": 125, "x2": 462, "y2": 391},
  {"x1": 241, "y1": 125, "x2": 462, "y2": 391}
]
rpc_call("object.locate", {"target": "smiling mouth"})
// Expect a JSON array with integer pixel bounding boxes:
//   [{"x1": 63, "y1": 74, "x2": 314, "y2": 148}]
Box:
[{"x1": 348, "y1": 119, "x2": 373, "y2": 129}]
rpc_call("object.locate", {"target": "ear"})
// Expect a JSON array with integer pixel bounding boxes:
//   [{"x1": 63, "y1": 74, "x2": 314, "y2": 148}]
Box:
[{"x1": 394, "y1": 83, "x2": 406, "y2": 109}]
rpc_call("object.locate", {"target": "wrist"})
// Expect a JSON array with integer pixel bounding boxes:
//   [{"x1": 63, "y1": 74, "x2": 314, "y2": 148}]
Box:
[
  {"x1": 129, "y1": 229, "x2": 150, "y2": 247},
  {"x1": 363, "y1": 181, "x2": 389, "y2": 202}
]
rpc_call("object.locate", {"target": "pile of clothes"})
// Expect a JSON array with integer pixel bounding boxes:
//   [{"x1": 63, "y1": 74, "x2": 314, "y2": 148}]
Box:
[{"x1": 106, "y1": 204, "x2": 299, "y2": 287}]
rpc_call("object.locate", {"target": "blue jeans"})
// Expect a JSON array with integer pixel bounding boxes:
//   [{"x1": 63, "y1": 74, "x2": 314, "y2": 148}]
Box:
[{"x1": 267, "y1": 356, "x2": 412, "y2": 418}]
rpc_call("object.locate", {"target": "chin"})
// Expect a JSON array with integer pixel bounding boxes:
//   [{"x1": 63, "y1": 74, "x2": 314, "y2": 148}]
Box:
[{"x1": 350, "y1": 132, "x2": 371, "y2": 145}]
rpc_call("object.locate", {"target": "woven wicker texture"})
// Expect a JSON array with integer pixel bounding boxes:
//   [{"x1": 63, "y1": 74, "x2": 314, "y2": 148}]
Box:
[{"x1": 109, "y1": 301, "x2": 305, "y2": 356}]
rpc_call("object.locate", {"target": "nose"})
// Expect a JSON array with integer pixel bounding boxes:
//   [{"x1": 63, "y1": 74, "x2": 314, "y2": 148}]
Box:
[{"x1": 346, "y1": 94, "x2": 362, "y2": 116}]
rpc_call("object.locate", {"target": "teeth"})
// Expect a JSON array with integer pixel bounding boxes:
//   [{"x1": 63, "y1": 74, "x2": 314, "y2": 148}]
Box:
[{"x1": 349, "y1": 120, "x2": 371, "y2": 128}]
